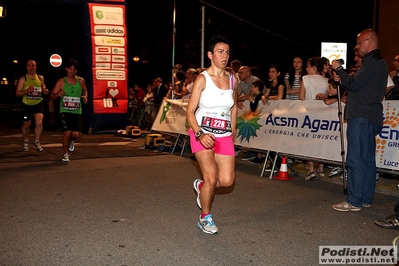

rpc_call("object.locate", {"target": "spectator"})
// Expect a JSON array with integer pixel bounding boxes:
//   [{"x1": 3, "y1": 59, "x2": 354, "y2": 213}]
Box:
[
  {"x1": 249, "y1": 65, "x2": 285, "y2": 169},
  {"x1": 153, "y1": 77, "x2": 168, "y2": 105},
  {"x1": 321, "y1": 57, "x2": 332, "y2": 78},
  {"x1": 173, "y1": 68, "x2": 198, "y2": 101},
  {"x1": 385, "y1": 54, "x2": 399, "y2": 100},
  {"x1": 331, "y1": 29, "x2": 388, "y2": 212},
  {"x1": 143, "y1": 84, "x2": 157, "y2": 126},
  {"x1": 226, "y1": 59, "x2": 241, "y2": 78},
  {"x1": 129, "y1": 84, "x2": 146, "y2": 125},
  {"x1": 299, "y1": 57, "x2": 329, "y2": 180},
  {"x1": 173, "y1": 64, "x2": 186, "y2": 84},
  {"x1": 237, "y1": 66, "x2": 259, "y2": 161},
  {"x1": 285, "y1": 56, "x2": 306, "y2": 100},
  {"x1": 237, "y1": 66, "x2": 259, "y2": 109},
  {"x1": 316, "y1": 78, "x2": 344, "y2": 105}
]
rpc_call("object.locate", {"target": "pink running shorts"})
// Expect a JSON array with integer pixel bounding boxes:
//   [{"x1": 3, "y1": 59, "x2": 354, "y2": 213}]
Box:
[{"x1": 189, "y1": 129, "x2": 235, "y2": 156}]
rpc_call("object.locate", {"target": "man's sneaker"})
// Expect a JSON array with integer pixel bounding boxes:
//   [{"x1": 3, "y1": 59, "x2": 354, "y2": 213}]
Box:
[
  {"x1": 69, "y1": 140, "x2": 75, "y2": 152},
  {"x1": 332, "y1": 201, "x2": 361, "y2": 212},
  {"x1": 248, "y1": 157, "x2": 263, "y2": 165},
  {"x1": 362, "y1": 203, "x2": 372, "y2": 208},
  {"x1": 241, "y1": 152, "x2": 256, "y2": 161},
  {"x1": 193, "y1": 179, "x2": 203, "y2": 209},
  {"x1": 328, "y1": 167, "x2": 343, "y2": 177},
  {"x1": 33, "y1": 141, "x2": 43, "y2": 152},
  {"x1": 197, "y1": 214, "x2": 218, "y2": 234},
  {"x1": 22, "y1": 141, "x2": 29, "y2": 152},
  {"x1": 62, "y1": 153, "x2": 70, "y2": 163}
]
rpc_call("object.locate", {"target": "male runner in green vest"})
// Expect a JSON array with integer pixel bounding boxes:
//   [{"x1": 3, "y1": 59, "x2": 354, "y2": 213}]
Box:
[{"x1": 50, "y1": 59, "x2": 88, "y2": 162}]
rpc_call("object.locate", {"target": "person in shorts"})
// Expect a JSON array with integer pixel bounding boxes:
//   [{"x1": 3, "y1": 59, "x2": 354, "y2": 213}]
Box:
[
  {"x1": 15, "y1": 59, "x2": 49, "y2": 152},
  {"x1": 50, "y1": 59, "x2": 88, "y2": 162},
  {"x1": 186, "y1": 35, "x2": 238, "y2": 234}
]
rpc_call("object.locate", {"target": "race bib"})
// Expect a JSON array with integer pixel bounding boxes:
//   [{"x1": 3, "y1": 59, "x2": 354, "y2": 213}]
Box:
[
  {"x1": 62, "y1": 96, "x2": 81, "y2": 110},
  {"x1": 26, "y1": 86, "x2": 42, "y2": 100},
  {"x1": 200, "y1": 116, "x2": 231, "y2": 134}
]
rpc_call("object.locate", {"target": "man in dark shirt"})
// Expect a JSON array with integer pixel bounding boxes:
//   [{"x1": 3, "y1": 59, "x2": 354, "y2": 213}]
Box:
[
  {"x1": 331, "y1": 29, "x2": 388, "y2": 212},
  {"x1": 153, "y1": 77, "x2": 168, "y2": 105}
]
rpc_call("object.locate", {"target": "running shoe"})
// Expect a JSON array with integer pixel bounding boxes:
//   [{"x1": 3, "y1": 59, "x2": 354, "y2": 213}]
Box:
[
  {"x1": 69, "y1": 140, "x2": 75, "y2": 152},
  {"x1": 23, "y1": 141, "x2": 29, "y2": 152},
  {"x1": 193, "y1": 179, "x2": 203, "y2": 209},
  {"x1": 62, "y1": 153, "x2": 70, "y2": 163},
  {"x1": 197, "y1": 214, "x2": 218, "y2": 234},
  {"x1": 33, "y1": 141, "x2": 43, "y2": 152}
]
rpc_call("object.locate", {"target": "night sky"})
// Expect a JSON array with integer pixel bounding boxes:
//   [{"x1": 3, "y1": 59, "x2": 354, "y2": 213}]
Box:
[{"x1": 0, "y1": 0, "x2": 375, "y2": 89}]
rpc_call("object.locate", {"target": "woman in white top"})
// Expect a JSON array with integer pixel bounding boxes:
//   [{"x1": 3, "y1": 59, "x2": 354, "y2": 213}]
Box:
[
  {"x1": 299, "y1": 57, "x2": 328, "y2": 100},
  {"x1": 186, "y1": 35, "x2": 238, "y2": 235},
  {"x1": 299, "y1": 57, "x2": 329, "y2": 180}
]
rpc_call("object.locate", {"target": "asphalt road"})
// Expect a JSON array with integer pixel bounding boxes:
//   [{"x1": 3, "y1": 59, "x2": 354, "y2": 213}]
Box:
[{"x1": 1, "y1": 112, "x2": 399, "y2": 266}]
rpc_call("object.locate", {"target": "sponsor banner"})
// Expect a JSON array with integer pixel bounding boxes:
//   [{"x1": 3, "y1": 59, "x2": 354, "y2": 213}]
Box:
[
  {"x1": 152, "y1": 99, "x2": 189, "y2": 135},
  {"x1": 236, "y1": 100, "x2": 345, "y2": 162},
  {"x1": 377, "y1": 101, "x2": 399, "y2": 171},
  {"x1": 88, "y1": 2, "x2": 127, "y2": 114},
  {"x1": 152, "y1": 99, "x2": 399, "y2": 171}
]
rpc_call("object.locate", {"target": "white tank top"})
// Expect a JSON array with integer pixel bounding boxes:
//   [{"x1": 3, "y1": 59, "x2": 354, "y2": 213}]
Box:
[
  {"x1": 195, "y1": 71, "x2": 235, "y2": 137},
  {"x1": 302, "y1": 74, "x2": 328, "y2": 100}
]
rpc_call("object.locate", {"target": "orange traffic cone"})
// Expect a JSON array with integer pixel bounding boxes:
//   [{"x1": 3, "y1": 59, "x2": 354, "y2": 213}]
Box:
[{"x1": 274, "y1": 157, "x2": 292, "y2": 181}]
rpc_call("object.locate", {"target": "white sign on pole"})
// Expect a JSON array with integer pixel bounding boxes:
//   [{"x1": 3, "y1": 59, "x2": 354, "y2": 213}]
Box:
[{"x1": 321, "y1": 42, "x2": 347, "y2": 69}]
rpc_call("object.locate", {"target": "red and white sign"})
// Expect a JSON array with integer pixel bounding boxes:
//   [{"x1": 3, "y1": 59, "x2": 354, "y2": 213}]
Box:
[
  {"x1": 89, "y1": 3, "x2": 128, "y2": 114},
  {"x1": 49, "y1": 54, "x2": 62, "y2": 67}
]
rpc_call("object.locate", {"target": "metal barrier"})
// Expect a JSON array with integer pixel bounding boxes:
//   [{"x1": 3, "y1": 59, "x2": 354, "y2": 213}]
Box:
[{"x1": 129, "y1": 102, "x2": 161, "y2": 130}]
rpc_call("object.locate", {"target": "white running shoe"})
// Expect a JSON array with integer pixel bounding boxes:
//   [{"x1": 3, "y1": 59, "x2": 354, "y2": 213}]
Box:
[
  {"x1": 68, "y1": 140, "x2": 75, "y2": 152},
  {"x1": 23, "y1": 141, "x2": 29, "y2": 152},
  {"x1": 33, "y1": 141, "x2": 43, "y2": 152},
  {"x1": 197, "y1": 214, "x2": 218, "y2": 234},
  {"x1": 62, "y1": 153, "x2": 70, "y2": 163}
]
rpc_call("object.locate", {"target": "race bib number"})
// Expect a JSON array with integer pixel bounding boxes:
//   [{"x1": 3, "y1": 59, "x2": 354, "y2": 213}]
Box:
[
  {"x1": 62, "y1": 96, "x2": 80, "y2": 110},
  {"x1": 26, "y1": 86, "x2": 42, "y2": 100},
  {"x1": 200, "y1": 116, "x2": 231, "y2": 134}
]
